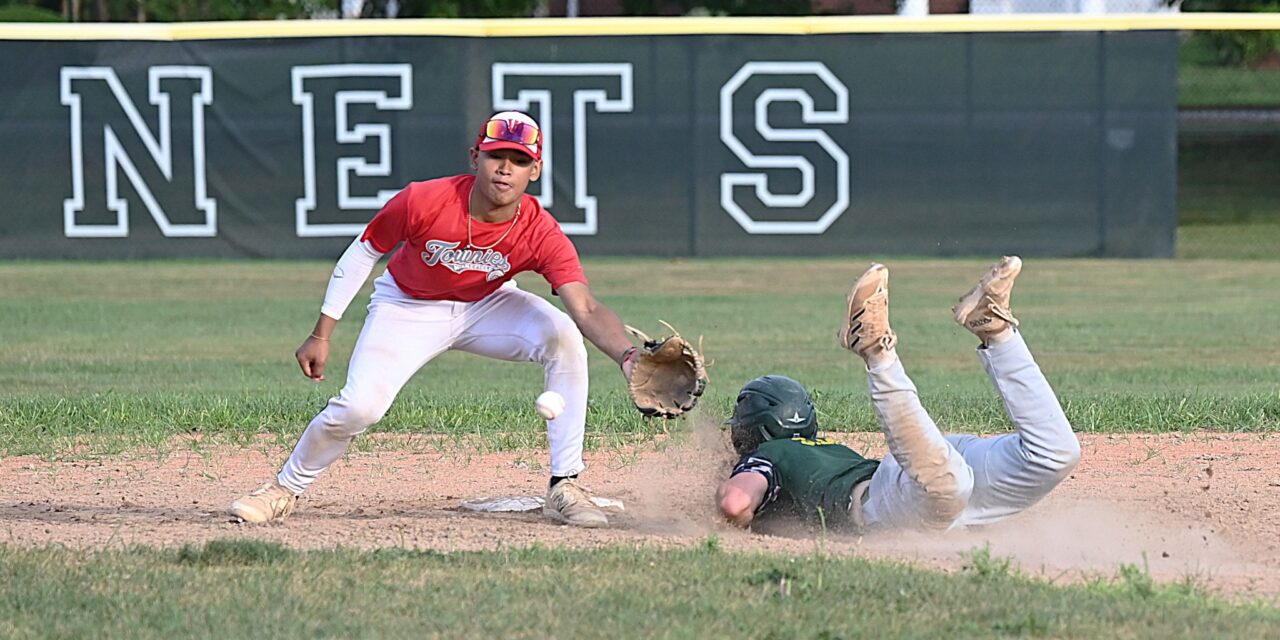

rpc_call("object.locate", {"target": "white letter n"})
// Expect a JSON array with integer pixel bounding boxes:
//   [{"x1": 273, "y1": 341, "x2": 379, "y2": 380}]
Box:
[{"x1": 61, "y1": 66, "x2": 216, "y2": 238}]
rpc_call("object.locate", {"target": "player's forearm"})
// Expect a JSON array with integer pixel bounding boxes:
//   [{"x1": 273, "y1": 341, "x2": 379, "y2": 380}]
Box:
[
  {"x1": 557, "y1": 283, "x2": 633, "y2": 363},
  {"x1": 572, "y1": 305, "x2": 634, "y2": 364},
  {"x1": 309, "y1": 314, "x2": 339, "y2": 340},
  {"x1": 318, "y1": 238, "x2": 383, "y2": 320}
]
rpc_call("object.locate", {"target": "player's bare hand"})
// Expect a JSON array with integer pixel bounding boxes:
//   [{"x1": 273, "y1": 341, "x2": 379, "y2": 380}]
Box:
[
  {"x1": 726, "y1": 510, "x2": 755, "y2": 529},
  {"x1": 296, "y1": 337, "x2": 330, "y2": 381}
]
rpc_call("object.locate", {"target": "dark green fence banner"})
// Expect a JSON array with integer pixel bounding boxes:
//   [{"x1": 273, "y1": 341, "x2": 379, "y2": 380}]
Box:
[{"x1": 0, "y1": 31, "x2": 1176, "y2": 258}]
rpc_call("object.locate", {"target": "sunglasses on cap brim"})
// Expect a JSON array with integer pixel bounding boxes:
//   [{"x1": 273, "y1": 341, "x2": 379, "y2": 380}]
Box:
[{"x1": 483, "y1": 119, "x2": 540, "y2": 146}]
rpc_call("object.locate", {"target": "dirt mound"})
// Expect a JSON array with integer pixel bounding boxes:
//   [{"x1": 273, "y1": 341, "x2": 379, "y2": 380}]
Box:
[{"x1": 2, "y1": 429, "x2": 1277, "y2": 598}]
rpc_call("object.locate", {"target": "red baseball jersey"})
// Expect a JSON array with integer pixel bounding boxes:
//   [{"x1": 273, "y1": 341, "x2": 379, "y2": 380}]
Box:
[{"x1": 361, "y1": 175, "x2": 587, "y2": 302}]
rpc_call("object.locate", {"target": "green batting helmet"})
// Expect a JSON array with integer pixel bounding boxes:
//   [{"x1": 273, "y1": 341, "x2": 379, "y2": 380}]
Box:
[{"x1": 726, "y1": 375, "x2": 818, "y2": 456}]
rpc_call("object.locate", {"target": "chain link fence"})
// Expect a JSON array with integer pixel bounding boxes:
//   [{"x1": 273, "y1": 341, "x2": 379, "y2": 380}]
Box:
[
  {"x1": 536, "y1": 0, "x2": 1181, "y2": 15},
  {"x1": 1178, "y1": 29, "x2": 1280, "y2": 258},
  {"x1": 968, "y1": 0, "x2": 1171, "y2": 12}
]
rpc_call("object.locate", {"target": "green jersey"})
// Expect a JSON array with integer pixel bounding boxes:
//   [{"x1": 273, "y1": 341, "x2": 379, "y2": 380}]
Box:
[{"x1": 732, "y1": 436, "x2": 881, "y2": 528}]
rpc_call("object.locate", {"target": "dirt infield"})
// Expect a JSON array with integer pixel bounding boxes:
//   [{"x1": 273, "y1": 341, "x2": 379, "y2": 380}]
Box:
[{"x1": 2, "y1": 429, "x2": 1277, "y2": 599}]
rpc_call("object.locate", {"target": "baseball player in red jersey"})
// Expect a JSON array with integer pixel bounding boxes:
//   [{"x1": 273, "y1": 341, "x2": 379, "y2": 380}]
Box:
[{"x1": 229, "y1": 111, "x2": 638, "y2": 528}]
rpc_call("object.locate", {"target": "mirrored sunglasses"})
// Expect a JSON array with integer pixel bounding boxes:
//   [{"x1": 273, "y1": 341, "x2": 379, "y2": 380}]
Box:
[{"x1": 483, "y1": 119, "x2": 540, "y2": 146}]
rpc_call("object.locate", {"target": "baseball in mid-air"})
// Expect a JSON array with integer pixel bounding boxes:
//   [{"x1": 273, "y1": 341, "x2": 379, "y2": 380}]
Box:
[{"x1": 535, "y1": 391, "x2": 566, "y2": 420}]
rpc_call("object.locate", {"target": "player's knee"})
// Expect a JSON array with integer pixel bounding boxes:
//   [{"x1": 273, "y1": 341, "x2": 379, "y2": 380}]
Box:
[
  {"x1": 325, "y1": 397, "x2": 390, "y2": 435},
  {"x1": 920, "y1": 465, "x2": 974, "y2": 530},
  {"x1": 542, "y1": 315, "x2": 587, "y2": 361},
  {"x1": 926, "y1": 456, "x2": 974, "y2": 497},
  {"x1": 1048, "y1": 434, "x2": 1082, "y2": 475},
  {"x1": 1026, "y1": 432, "x2": 1082, "y2": 478}
]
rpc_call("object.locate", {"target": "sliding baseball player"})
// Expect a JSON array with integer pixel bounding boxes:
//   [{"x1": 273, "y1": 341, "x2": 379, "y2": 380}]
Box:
[{"x1": 718, "y1": 257, "x2": 1081, "y2": 531}]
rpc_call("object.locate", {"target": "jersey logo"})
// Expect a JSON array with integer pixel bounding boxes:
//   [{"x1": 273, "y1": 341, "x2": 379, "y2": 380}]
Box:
[
  {"x1": 421, "y1": 240, "x2": 511, "y2": 281},
  {"x1": 790, "y1": 436, "x2": 837, "y2": 447},
  {"x1": 784, "y1": 411, "x2": 807, "y2": 424}
]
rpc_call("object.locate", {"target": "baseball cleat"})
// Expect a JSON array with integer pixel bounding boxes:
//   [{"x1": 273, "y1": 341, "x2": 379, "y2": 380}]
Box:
[
  {"x1": 543, "y1": 479, "x2": 608, "y2": 528},
  {"x1": 838, "y1": 263, "x2": 898, "y2": 361},
  {"x1": 229, "y1": 481, "x2": 297, "y2": 524},
  {"x1": 952, "y1": 256, "x2": 1022, "y2": 343}
]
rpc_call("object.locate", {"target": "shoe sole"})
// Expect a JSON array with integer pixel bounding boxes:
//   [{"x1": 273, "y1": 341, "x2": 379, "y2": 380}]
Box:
[
  {"x1": 840, "y1": 263, "x2": 887, "y2": 350},
  {"x1": 952, "y1": 256, "x2": 1022, "y2": 327}
]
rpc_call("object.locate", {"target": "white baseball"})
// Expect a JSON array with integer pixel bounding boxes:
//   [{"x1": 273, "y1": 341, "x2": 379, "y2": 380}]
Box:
[{"x1": 535, "y1": 391, "x2": 566, "y2": 420}]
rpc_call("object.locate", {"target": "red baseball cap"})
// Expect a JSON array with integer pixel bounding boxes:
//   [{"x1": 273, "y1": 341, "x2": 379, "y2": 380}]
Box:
[{"x1": 476, "y1": 111, "x2": 542, "y2": 161}]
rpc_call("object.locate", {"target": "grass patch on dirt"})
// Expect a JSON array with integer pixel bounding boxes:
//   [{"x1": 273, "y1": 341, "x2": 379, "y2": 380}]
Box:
[
  {"x1": 0, "y1": 542, "x2": 1275, "y2": 638},
  {"x1": 1, "y1": 258, "x2": 1278, "y2": 458}
]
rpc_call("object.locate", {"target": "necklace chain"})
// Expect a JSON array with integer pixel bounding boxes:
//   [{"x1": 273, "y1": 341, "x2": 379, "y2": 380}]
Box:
[{"x1": 466, "y1": 187, "x2": 521, "y2": 251}]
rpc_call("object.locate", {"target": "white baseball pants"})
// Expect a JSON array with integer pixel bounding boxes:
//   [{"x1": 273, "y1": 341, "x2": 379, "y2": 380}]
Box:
[
  {"x1": 278, "y1": 272, "x2": 589, "y2": 494},
  {"x1": 860, "y1": 330, "x2": 1081, "y2": 530}
]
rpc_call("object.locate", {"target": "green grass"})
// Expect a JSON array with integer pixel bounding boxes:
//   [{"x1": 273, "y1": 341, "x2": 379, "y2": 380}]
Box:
[
  {"x1": 1, "y1": 256, "x2": 1278, "y2": 458},
  {"x1": 1180, "y1": 64, "x2": 1280, "y2": 108},
  {"x1": 1175, "y1": 34, "x2": 1280, "y2": 257},
  {"x1": 1179, "y1": 33, "x2": 1280, "y2": 107},
  {"x1": 0, "y1": 541, "x2": 1274, "y2": 638},
  {"x1": 1179, "y1": 221, "x2": 1280, "y2": 258},
  {"x1": 1179, "y1": 132, "x2": 1280, "y2": 228}
]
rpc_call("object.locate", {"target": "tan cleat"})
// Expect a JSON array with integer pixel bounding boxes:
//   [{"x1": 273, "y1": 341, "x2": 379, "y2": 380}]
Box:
[
  {"x1": 543, "y1": 479, "x2": 608, "y2": 528},
  {"x1": 229, "y1": 481, "x2": 297, "y2": 524},
  {"x1": 838, "y1": 263, "x2": 898, "y2": 362},
  {"x1": 952, "y1": 256, "x2": 1022, "y2": 343}
]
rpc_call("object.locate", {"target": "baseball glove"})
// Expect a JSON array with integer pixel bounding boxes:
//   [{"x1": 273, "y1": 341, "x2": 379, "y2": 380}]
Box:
[{"x1": 623, "y1": 321, "x2": 709, "y2": 419}]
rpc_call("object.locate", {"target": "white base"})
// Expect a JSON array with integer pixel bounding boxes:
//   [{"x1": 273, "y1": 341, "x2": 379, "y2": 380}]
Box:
[{"x1": 460, "y1": 495, "x2": 625, "y2": 513}]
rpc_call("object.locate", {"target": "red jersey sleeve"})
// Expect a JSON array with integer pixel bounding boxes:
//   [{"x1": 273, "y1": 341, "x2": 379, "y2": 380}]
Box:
[
  {"x1": 530, "y1": 204, "x2": 587, "y2": 292},
  {"x1": 360, "y1": 186, "x2": 413, "y2": 254}
]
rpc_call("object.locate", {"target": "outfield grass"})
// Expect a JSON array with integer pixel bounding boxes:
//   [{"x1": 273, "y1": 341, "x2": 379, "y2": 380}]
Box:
[
  {"x1": 1179, "y1": 131, "x2": 1280, "y2": 230},
  {"x1": 0, "y1": 257, "x2": 1277, "y2": 458},
  {"x1": 1179, "y1": 221, "x2": 1280, "y2": 259},
  {"x1": 0, "y1": 541, "x2": 1275, "y2": 638},
  {"x1": 1180, "y1": 64, "x2": 1280, "y2": 108},
  {"x1": 1175, "y1": 35, "x2": 1280, "y2": 255},
  {"x1": 1178, "y1": 33, "x2": 1280, "y2": 108}
]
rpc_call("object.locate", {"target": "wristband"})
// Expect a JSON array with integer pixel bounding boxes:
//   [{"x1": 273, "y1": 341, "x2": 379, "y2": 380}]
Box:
[{"x1": 620, "y1": 346, "x2": 639, "y2": 368}]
